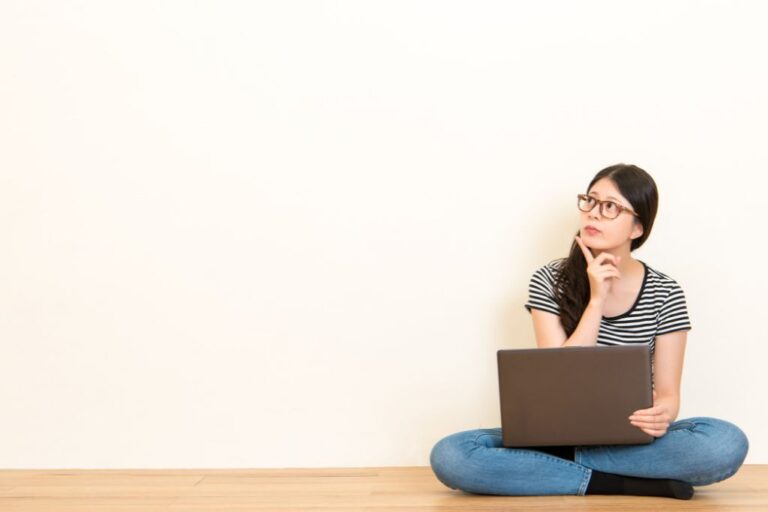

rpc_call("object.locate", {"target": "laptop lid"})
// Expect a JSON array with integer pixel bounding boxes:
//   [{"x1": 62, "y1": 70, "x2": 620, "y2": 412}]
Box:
[{"x1": 497, "y1": 344, "x2": 655, "y2": 447}]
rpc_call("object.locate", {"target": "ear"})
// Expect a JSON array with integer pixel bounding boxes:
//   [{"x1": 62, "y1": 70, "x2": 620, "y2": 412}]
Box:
[{"x1": 631, "y1": 219, "x2": 644, "y2": 240}]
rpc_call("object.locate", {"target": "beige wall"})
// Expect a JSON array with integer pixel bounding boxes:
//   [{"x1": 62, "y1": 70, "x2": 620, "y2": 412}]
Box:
[{"x1": 1, "y1": 1, "x2": 765, "y2": 467}]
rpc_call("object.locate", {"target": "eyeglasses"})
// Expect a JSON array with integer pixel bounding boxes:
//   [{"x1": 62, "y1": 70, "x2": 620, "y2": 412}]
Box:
[{"x1": 577, "y1": 193, "x2": 639, "y2": 220}]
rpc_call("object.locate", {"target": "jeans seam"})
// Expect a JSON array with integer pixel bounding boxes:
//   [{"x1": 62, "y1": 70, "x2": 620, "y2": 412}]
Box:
[
  {"x1": 575, "y1": 447, "x2": 591, "y2": 495},
  {"x1": 668, "y1": 421, "x2": 696, "y2": 432},
  {"x1": 579, "y1": 467, "x2": 592, "y2": 495},
  {"x1": 472, "y1": 432, "x2": 494, "y2": 443},
  {"x1": 503, "y1": 449, "x2": 593, "y2": 495},
  {"x1": 524, "y1": 450, "x2": 583, "y2": 467}
]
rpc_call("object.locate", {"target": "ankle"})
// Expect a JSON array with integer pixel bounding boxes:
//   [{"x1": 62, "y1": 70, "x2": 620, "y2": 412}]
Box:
[{"x1": 585, "y1": 469, "x2": 694, "y2": 500}]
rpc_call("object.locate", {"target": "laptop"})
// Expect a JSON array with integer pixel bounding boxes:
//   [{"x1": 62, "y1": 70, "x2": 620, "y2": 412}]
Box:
[{"x1": 497, "y1": 344, "x2": 655, "y2": 447}]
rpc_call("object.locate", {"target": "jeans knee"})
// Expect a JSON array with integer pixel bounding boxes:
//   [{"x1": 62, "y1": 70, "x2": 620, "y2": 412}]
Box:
[
  {"x1": 685, "y1": 417, "x2": 749, "y2": 485},
  {"x1": 429, "y1": 433, "x2": 466, "y2": 490},
  {"x1": 717, "y1": 419, "x2": 749, "y2": 470}
]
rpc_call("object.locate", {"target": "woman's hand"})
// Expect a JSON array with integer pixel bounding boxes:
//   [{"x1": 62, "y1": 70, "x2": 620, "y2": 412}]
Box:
[
  {"x1": 629, "y1": 390, "x2": 674, "y2": 438},
  {"x1": 574, "y1": 235, "x2": 622, "y2": 304}
]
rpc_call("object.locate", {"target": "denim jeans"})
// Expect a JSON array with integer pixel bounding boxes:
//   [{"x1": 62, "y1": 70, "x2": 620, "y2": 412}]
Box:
[{"x1": 430, "y1": 417, "x2": 749, "y2": 496}]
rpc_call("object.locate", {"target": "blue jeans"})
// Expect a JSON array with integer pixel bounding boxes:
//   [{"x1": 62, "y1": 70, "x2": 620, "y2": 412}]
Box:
[{"x1": 430, "y1": 417, "x2": 749, "y2": 496}]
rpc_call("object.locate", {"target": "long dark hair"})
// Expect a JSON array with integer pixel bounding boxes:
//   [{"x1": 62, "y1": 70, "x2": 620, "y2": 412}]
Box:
[{"x1": 552, "y1": 163, "x2": 659, "y2": 336}]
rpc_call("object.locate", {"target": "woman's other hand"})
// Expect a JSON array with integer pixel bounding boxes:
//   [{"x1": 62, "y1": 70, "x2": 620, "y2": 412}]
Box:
[{"x1": 629, "y1": 390, "x2": 674, "y2": 438}]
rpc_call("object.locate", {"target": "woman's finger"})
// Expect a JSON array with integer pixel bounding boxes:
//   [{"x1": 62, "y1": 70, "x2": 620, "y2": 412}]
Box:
[
  {"x1": 631, "y1": 420, "x2": 669, "y2": 428},
  {"x1": 631, "y1": 406, "x2": 664, "y2": 416},
  {"x1": 631, "y1": 419, "x2": 670, "y2": 429},
  {"x1": 594, "y1": 251, "x2": 621, "y2": 266},
  {"x1": 630, "y1": 415, "x2": 667, "y2": 424},
  {"x1": 575, "y1": 235, "x2": 594, "y2": 263},
  {"x1": 636, "y1": 425, "x2": 669, "y2": 437},
  {"x1": 643, "y1": 429, "x2": 663, "y2": 437},
  {"x1": 598, "y1": 268, "x2": 621, "y2": 280}
]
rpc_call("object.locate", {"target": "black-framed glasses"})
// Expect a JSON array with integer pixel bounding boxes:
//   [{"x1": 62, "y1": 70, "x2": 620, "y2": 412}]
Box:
[{"x1": 577, "y1": 193, "x2": 639, "y2": 220}]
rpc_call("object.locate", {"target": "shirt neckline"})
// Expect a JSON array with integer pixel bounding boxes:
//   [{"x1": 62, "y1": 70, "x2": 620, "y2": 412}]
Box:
[{"x1": 602, "y1": 260, "x2": 648, "y2": 321}]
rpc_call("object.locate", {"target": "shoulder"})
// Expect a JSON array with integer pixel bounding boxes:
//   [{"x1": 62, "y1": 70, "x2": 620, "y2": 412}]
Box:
[
  {"x1": 643, "y1": 262, "x2": 687, "y2": 297},
  {"x1": 525, "y1": 258, "x2": 566, "y2": 314},
  {"x1": 531, "y1": 257, "x2": 566, "y2": 281},
  {"x1": 527, "y1": 259, "x2": 567, "y2": 299},
  {"x1": 644, "y1": 262, "x2": 693, "y2": 332}
]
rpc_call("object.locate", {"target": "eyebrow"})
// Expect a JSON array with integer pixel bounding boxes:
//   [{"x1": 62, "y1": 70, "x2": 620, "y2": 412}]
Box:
[{"x1": 588, "y1": 191, "x2": 620, "y2": 201}]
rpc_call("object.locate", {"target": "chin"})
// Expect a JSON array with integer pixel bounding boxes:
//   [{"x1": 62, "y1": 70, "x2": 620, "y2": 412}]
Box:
[{"x1": 583, "y1": 237, "x2": 612, "y2": 249}]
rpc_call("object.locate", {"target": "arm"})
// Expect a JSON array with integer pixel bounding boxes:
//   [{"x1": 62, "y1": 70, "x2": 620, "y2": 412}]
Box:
[
  {"x1": 652, "y1": 330, "x2": 688, "y2": 422},
  {"x1": 630, "y1": 329, "x2": 688, "y2": 436},
  {"x1": 530, "y1": 299, "x2": 605, "y2": 348}
]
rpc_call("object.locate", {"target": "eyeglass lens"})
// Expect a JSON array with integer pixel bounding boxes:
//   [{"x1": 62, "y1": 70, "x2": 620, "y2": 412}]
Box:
[{"x1": 578, "y1": 195, "x2": 620, "y2": 218}]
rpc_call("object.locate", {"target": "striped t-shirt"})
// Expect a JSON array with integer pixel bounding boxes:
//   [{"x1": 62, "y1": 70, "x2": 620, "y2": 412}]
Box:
[{"x1": 524, "y1": 258, "x2": 692, "y2": 382}]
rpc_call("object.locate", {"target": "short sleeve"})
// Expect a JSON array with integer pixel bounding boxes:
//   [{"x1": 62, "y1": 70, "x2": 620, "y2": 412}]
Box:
[
  {"x1": 657, "y1": 281, "x2": 692, "y2": 335},
  {"x1": 524, "y1": 264, "x2": 561, "y2": 316}
]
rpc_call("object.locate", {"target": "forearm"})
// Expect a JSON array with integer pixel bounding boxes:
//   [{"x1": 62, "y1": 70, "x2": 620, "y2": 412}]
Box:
[{"x1": 561, "y1": 300, "x2": 604, "y2": 347}]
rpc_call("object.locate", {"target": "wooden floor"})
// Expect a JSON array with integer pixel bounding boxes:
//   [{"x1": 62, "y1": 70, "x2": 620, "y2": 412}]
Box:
[{"x1": 0, "y1": 465, "x2": 766, "y2": 511}]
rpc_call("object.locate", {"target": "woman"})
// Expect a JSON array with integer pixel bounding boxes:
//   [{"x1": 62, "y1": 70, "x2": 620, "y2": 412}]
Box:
[{"x1": 429, "y1": 163, "x2": 749, "y2": 500}]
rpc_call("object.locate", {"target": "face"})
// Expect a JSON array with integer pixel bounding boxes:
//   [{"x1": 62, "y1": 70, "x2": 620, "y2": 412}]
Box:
[{"x1": 579, "y1": 178, "x2": 643, "y2": 250}]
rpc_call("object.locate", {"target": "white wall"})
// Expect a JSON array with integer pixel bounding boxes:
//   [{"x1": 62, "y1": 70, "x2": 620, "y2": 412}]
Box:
[{"x1": 1, "y1": 0, "x2": 766, "y2": 468}]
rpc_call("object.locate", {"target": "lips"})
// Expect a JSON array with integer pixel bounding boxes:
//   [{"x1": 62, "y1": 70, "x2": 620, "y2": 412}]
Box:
[{"x1": 584, "y1": 226, "x2": 601, "y2": 234}]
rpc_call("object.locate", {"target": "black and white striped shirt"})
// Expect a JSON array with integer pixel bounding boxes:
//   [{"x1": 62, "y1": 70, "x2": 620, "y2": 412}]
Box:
[{"x1": 524, "y1": 258, "x2": 692, "y2": 379}]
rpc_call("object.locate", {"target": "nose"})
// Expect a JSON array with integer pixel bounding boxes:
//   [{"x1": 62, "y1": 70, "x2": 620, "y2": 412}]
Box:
[{"x1": 588, "y1": 203, "x2": 603, "y2": 221}]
